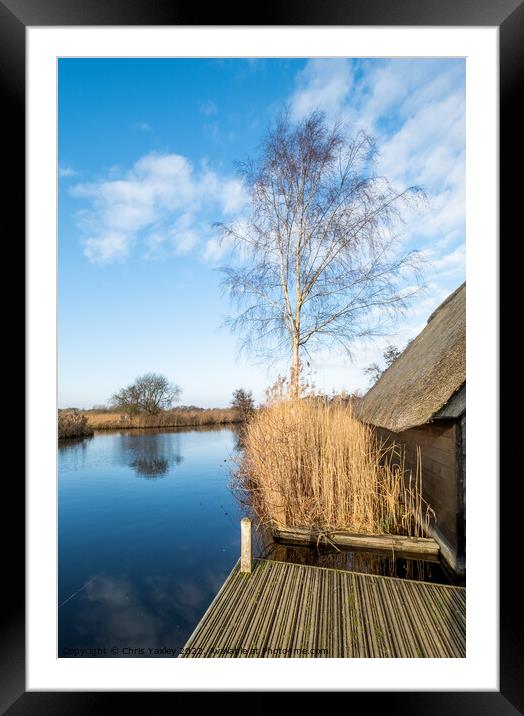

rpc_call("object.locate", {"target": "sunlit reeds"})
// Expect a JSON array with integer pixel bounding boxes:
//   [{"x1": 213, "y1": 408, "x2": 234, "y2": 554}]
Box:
[
  {"x1": 233, "y1": 382, "x2": 433, "y2": 538},
  {"x1": 83, "y1": 407, "x2": 240, "y2": 430},
  {"x1": 58, "y1": 410, "x2": 95, "y2": 440}
]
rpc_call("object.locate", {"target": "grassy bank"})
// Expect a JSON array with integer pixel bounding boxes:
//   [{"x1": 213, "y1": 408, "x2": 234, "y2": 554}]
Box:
[
  {"x1": 83, "y1": 407, "x2": 241, "y2": 430},
  {"x1": 58, "y1": 411, "x2": 95, "y2": 440},
  {"x1": 234, "y1": 397, "x2": 434, "y2": 538}
]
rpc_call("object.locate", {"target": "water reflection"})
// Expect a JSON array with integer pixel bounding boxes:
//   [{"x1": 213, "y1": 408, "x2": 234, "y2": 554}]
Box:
[
  {"x1": 59, "y1": 424, "x2": 457, "y2": 660},
  {"x1": 58, "y1": 436, "x2": 93, "y2": 472},
  {"x1": 63, "y1": 574, "x2": 167, "y2": 654},
  {"x1": 252, "y1": 521, "x2": 456, "y2": 585},
  {"x1": 59, "y1": 570, "x2": 230, "y2": 656},
  {"x1": 118, "y1": 431, "x2": 184, "y2": 478},
  {"x1": 59, "y1": 427, "x2": 242, "y2": 657},
  {"x1": 230, "y1": 423, "x2": 246, "y2": 452}
]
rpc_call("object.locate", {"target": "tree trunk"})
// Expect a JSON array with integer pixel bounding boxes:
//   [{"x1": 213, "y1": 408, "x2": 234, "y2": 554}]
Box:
[{"x1": 290, "y1": 335, "x2": 300, "y2": 397}]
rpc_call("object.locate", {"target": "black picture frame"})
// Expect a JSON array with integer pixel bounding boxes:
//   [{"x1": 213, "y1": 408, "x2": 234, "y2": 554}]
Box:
[{"x1": 7, "y1": 0, "x2": 518, "y2": 711}]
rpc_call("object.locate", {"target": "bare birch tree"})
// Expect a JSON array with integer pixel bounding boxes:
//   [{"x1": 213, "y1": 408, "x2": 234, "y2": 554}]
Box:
[{"x1": 218, "y1": 110, "x2": 424, "y2": 392}]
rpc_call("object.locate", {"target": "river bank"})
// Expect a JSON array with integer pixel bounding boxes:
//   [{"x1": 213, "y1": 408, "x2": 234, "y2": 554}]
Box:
[
  {"x1": 58, "y1": 410, "x2": 95, "y2": 440},
  {"x1": 81, "y1": 407, "x2": 241, "y2": 430}
]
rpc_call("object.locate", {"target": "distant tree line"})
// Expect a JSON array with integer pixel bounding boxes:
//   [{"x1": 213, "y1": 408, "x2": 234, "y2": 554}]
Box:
[{"x1": 108, "y1": 373, "x2": 256, "y2": 422}]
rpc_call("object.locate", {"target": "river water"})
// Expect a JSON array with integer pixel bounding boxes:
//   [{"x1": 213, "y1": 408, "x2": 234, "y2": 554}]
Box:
[
  {"x1": 58, "y1": 426, "x2": 243, "y2": 657},
  {"x1": 58, "y1": 425, "x2": 455, "y2": 658}
]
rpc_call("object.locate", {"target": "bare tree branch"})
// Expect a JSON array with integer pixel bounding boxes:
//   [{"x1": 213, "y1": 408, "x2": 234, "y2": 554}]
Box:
[
  {"x1": 111, "y1": 373, "x2": 181, "y2": 416},
  {"x1": 217, "y1": 110, "x2": 426, "y2": 391}
]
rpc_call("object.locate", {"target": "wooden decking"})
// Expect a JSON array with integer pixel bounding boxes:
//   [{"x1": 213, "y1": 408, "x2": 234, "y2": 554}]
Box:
[{"x1": 181, "y1": 558, "x2": 466, "y2": 658}]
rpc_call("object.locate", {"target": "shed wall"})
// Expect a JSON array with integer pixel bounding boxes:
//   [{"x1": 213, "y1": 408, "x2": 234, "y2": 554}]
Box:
[{"x1": 375, "y1": 421, "x2": 464, "y2": 574}]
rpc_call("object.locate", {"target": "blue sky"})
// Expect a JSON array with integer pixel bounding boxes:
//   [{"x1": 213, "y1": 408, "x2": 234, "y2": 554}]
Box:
[{"x1": 58, "y1": 58, "x2": 465, "y2": 409}]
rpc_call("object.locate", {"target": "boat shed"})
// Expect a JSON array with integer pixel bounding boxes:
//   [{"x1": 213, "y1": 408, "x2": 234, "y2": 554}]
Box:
[{"x1": 357, "y1": 282, "x2": 466, "y2": 575}]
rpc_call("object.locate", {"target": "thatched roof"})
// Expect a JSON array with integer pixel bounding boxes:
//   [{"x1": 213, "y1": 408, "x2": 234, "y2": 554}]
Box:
[{"x1": 357, "y1": 282, "x2": 465, "y2": 432}]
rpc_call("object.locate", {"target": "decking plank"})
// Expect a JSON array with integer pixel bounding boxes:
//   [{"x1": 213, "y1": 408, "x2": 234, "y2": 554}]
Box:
[{"x1": 180, "y1": 558, "x2": 465, "y2": 658}]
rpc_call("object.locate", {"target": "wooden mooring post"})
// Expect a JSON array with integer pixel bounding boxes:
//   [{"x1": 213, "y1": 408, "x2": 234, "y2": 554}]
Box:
[{"x1": 240, "y1": 517, "x2": 252, "y2": 573}]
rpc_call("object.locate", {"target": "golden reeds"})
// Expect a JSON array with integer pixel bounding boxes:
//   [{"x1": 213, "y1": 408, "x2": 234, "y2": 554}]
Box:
[
  {"x1": 82, "y1": 407, "x2": 241, "y2": 430},
  {"x1": 58, "y1": 410, "x2": 95, "y2": 440},
  {"x1": 233, "y1": 387, "x2": 433, "y2": 538}
]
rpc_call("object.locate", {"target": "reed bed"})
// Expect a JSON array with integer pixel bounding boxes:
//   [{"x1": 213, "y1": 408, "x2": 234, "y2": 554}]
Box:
[
  {"x1": 234, "y1": 394, "x2": 433, "y2": 538},
  {"x1": 58, "y1": 410, "x2": 94, "y2": 440},
  {"x1": 83, "y1": 407, "x2": 240, "y2": 430}
]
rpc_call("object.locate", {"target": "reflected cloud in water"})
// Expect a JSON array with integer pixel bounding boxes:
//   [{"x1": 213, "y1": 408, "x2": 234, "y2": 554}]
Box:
[
  {"x1": 59, "y1": 570, "x2": 229, "y2": 656},
  {"x1": 59, "y1": 427, "x2": 242, "y2": 656}
]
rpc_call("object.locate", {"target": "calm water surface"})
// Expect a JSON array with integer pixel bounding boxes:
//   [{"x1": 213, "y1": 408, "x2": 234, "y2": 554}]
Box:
[
  {"x1": 59, "y1": 426, "x2": 456, "y2": 657},
  {"x1": 58, "y1": 427, "x2": 243, "y2": 657}
]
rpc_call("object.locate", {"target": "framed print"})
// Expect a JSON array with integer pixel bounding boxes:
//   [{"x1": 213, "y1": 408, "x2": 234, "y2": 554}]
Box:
[{"x1": 5, "y1": 0, "x2": 518, "y2": 710}]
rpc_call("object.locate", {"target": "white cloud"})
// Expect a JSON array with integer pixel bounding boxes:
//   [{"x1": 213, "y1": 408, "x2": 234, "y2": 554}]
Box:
[
  {"x1": 283, "y1": 58, "x2": 465, "y2": 390},
  {"x1": 218, "y1": 178, "x2": 248, "y2": 214},
  {"x1": 202, "y1": 236, "x2": 226, "y2": 263},
  {"x1": 430, "y1": 244, "x2": 466, "y2": 275},
  {"x1": 59, "y1": 165, "x2": 77, "y2": 178},
  {"x1": 200, "y1": 100, "x2": 218, "y2": 116},
  {"x1": 71, "y1": 152, "x2": 249, "y2": 263},
  {"x1": 378, "y1": 91, "x2": 465, "y2": 187},
  {"x1": 169, "y1": 213, "x2": 200, "y2": 255},
  {"x1": 144, "y1": 232, "x2": 166, "y2": 260},
  {"x1": 133, "y1": 121, "x2": 151, "y2": 131},
  {"x1": 83, "y1": 232, "x2": 130, "y2": 263},
  {"x1": 342, "y1": 60, "x2": 466, "y2": 306},
  {"x1": 202, "y1": 217, "x2": 250, "y2": 265},
  {"x1": 287, "y1": 58, "x2": 465, "y2": 264},
  {"x1": 290, "y1": 59, "x2": 353, "y2": 121}
]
